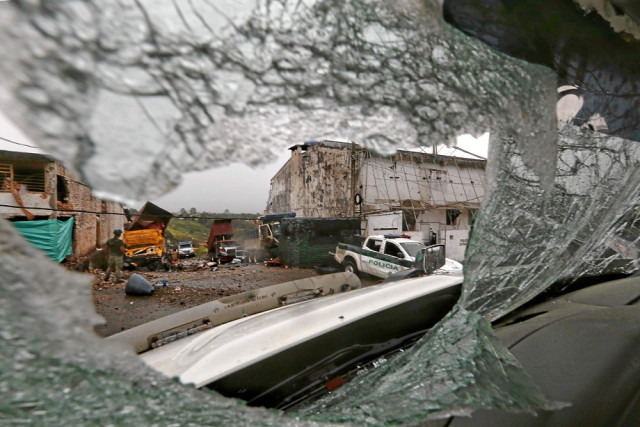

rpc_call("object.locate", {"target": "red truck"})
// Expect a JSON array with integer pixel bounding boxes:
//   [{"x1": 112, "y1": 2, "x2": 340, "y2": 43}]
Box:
[{"x1": 206, "y1": 219, "x2": 245, "y2": 263}]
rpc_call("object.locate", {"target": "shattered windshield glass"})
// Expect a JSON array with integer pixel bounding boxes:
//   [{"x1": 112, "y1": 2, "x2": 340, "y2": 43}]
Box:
[{"x1": 1, "y1": 0, "x2": 639, "y2": 425}]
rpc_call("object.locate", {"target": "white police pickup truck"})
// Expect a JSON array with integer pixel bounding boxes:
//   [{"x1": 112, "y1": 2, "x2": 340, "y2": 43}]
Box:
[{"x1": 334, "y1": 234, "x2": 463, "y2": 279}]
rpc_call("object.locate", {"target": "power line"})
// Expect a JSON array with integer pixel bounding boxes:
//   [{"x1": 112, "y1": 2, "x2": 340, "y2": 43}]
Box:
[
  {"x1": 0, "y1": 203, "x2": 259, "y2": 220},
  {"x1": 453, "y1": 146, "x2": 486, "y2": 160},
  {"x1": 0, "y1": 135, "x2": 40, "y2": 150},
  {"x1": 0, "y1": 203, "x2": 128, "y2": 216}
]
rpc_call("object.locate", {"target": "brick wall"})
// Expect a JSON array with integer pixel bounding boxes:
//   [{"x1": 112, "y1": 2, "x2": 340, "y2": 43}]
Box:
[{"x1": 54, "y1": 162, "x2": 125, "y2": 258}]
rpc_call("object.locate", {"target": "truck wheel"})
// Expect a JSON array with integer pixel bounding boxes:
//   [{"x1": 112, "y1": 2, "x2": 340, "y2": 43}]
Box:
[{"x1": 343, "y1": 259, "x2": 358, "y2": 275}]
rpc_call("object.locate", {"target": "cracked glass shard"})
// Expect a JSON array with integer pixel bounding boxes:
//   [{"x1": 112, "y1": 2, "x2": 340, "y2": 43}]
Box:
[
  {"x1": 0, "y1": 0, "x2": 555, "y2": 204},
  {"x1": 296, "y1": 122, "x2": 640, "y2": 423},
  {"x1": 0, "y1": 0, "x2": 639, "y2": 425},
  {"x1": 463, "y1": 123, "x2": 640, "y2": 321}
]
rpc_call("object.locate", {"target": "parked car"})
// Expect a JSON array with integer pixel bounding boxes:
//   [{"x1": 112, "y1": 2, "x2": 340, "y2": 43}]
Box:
[{"x1": 177, "y1": 241, "x2": 194, "y2": 258}]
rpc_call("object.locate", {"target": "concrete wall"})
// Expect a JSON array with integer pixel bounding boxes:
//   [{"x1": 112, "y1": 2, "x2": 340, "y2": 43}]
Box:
[
  {"x1": 268, "y1": 160, "x2": 292, "y2": 214},
  {"x1": 55, "y1": 164, "x2": 125, "y2": 257},
  {"x1": 0, "y1": 192, "x2": 53, "y2": 217},
  {"x1": 269, "y1": 143, "x2": 356, "y2": 217},
  {"x1": 441, "y1": 229, "x2": 470, "y2": 262},
  {"x1": 363, "y1": 211, "x2": 403, "y2": 235}
]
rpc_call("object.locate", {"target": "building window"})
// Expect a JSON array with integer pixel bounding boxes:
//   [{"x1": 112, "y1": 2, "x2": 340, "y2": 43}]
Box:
[
  {"x1": 1, "y1": 161, "x2": 46, "y2": 193},
  {"x1": 446, "y1": 209, "x2": 461, "y2": 226},
  {"x1": 0, "y1": 163, "x2": 11, "y2": 191},
  {"x1": 57, "y1": 175, "x2": 69, "y2": 204}
]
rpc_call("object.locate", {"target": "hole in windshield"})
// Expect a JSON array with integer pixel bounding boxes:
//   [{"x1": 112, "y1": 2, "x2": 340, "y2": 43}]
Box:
[{"x1": 1, "y1": 0, "x2": 639, "y2": 425}]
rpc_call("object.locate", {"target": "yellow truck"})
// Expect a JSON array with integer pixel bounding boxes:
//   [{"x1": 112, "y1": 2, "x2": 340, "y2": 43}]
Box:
[
  {"x1": 122, "y1": 202, "x2": 173, "y2": 271},
  {"x1": 123, "y1": 228, "x2": 166, "y2": 271}
]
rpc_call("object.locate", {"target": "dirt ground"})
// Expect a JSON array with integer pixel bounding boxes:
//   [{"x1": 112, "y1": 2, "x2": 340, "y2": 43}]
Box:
[{"x1": 90, "y1": 260, "x2": 379, "y2": 337}]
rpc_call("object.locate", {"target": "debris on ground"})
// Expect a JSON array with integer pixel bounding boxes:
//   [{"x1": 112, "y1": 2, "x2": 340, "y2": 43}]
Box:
[
  {"x1": 125, "y1": 274, "x2": 155, "y2": 296},
  {"x1": 266, "y1": 258, "x2": 282, "y2": 267},
  {"x1": 153, "y1": 277, "x2": 170, "y2": 287},
  {"x1": 195, "y1": 261, "x2": 218, "y2": 271},
  {"x1": 89, "y1": 262, "x2": 381, "y2": 337}
]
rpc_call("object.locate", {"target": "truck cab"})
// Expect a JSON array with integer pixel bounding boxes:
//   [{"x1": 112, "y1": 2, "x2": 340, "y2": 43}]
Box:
[
  {"x1": 361, "y1": 235, "x2": 422, "y2": 277},
  {"x1": 216, "y1": 239, "x2": 244, "y2": 263},
  {"x1": 122, "y1": 228, "x2": 166, "y2": 270},
  {"x1": 178, "y1": 241, "x2": 195, "y2": 258}
]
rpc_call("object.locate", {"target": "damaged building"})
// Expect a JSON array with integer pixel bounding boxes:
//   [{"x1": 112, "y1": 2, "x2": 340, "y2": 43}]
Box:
[
  {"x1": 266, "y1": 140, "x2": 486, "y2": 261},
  {"x1": 0, "y1": 149, "x2": 125, "y2": 262}
]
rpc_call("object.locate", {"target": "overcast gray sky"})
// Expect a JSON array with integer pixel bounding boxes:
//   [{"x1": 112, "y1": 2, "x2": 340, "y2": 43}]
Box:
[{"x1": 150, "y1": 152, "x2": 291, "y2": 214}]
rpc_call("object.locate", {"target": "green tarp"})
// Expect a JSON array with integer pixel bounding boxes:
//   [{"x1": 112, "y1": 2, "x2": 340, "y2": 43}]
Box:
[{"x1": 12, "y1": 218, "x2": 74, "y2": 263}]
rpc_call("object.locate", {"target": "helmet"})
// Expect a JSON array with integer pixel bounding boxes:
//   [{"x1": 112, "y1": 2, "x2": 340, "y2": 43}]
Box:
[{"x1": 114, "y1": 228, "x2": 122, "y2": 235}]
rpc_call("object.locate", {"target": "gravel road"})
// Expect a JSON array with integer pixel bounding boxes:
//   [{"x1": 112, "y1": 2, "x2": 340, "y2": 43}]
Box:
[{"x1": 91, "y1": 262, "x2": 325, "y2": 337}]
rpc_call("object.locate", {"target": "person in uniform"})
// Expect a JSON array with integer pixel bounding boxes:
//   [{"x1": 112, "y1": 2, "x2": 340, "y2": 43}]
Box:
[{"x1": 104, "y1": 228, "x2": 125, "y2": 283}]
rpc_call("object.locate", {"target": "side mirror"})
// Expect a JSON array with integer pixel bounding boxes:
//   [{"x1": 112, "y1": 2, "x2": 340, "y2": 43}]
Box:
[
  {"x1": 396, "y1": 252, "x2": 404, "y2": 259},
  {"x1": 415, "y1": 244, "x2": 446, "y2": 274}
]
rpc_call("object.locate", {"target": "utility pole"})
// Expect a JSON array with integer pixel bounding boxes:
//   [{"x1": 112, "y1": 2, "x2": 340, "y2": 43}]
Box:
[{"x1": 349, "y1": 140, "x2": 357, "y2": 217}]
